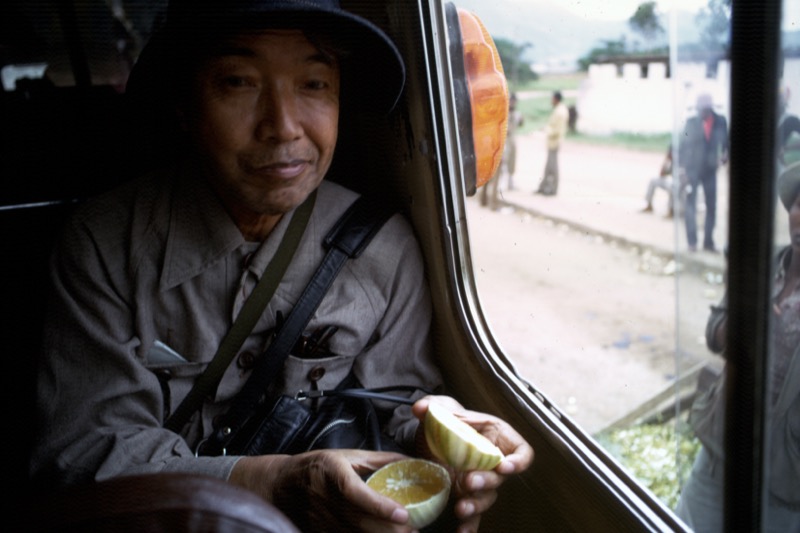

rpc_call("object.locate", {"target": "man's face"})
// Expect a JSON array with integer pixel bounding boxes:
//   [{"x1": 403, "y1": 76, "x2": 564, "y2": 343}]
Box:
[{"x1": 183, "y1": 30, "x2": 340, "y2": 219}]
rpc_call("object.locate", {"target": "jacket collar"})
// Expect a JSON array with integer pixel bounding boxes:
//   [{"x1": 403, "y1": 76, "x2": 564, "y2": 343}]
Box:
[{"x1": 160, "y1": 167, "x2": 245, "y2": 291}]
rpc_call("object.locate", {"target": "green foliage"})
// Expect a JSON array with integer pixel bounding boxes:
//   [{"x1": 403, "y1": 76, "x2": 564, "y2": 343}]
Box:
[
  {"x1": 521, "y1": 72, "x2": 586, "y2": 93},
  {"x1": 515, "y1": 93, "x2": 576, "y2": 134},
  {"x1": 577, "y1": 1, "x2": 672, "y2": 71},
  {"x1": 696, "y1": 0, "x2": 732, "y2": 52},
  {"x1": 596, "y1": 422, "x2": 702, "y2": 509},
  {"x1": 493, "y1": 37, "x2": 538, "y2": 84},
  {"x1": 577, "y1": 37, "x2": 628, "y2": 72},
  {"x1": 629, "y1": 2, "x2": 665, "y2": 41}
]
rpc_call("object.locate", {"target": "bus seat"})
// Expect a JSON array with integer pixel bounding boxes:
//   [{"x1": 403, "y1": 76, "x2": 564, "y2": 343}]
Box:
[
  {"x1": 1, "y1": 202, "x2": 76, "y2": 529},
  {"x1": 27, "y1": 473, "x2": 300, "y2": 533}
]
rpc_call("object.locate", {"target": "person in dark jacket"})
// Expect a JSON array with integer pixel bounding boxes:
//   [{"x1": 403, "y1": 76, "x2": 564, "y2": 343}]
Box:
[
  {"x1": 678, "y1": 93, "x2": 728, "y2": 252},
  {"x1": 676, "y1": 162, "x2": 800, "y2": 532}
]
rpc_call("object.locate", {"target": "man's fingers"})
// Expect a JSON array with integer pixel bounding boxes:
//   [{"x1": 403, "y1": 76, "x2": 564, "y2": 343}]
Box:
[
  {"x1": 346, "y1": 480, "x2": 410, "y2": 526},
  {"x1": 458, "y1": 470, "x2": 503, "y2": 493},
  {"x1": 455, "y1": 511, "x2": 482, "y2": 533},
  {"x1": 454, "y1": 488, "x2": 498, "y2": 521},
  {"x1": 340, "y1": 449, "x2": 409, "y2": 476},
  {"x1": 335, "y1": 451, "x2": 410, "y2": 526},
  {"x1": 494, "y1": 434, "x2": 534, "y2": 474}
]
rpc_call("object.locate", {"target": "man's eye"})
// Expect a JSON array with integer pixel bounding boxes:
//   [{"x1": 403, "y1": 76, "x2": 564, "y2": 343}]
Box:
[
  {"x1": 304, "y1": 80, "x2": 329, "y2": 91},
  {"x1": 222, "y1": 76, "x2": 252, "y2": 88}
]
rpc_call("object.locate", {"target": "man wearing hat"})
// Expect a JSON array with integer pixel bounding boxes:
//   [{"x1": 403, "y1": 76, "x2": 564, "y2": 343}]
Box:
[
  {"x1": 676, "y1": 162, "x2": 800, "y2": 531},
  {"x1": 30, "y1": 1, "x2": 532, "y2": 531},
  {"x1": 679, "y1": 92, "x2": 729, "y2": 252}
]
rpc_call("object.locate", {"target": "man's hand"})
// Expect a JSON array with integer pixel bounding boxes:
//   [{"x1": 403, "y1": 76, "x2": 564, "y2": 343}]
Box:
[
  {"x1": 230, "y1": 450, "x2": 415, "y2": 532},
  {"x1": 412, "y1": 396, "x2": 534, "y2": 533}
]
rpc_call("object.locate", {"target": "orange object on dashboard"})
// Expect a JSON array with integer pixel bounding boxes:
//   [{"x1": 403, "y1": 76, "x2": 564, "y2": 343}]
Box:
[{"x1": 457, "y1": 8, "x2": 509, "y2": 189}]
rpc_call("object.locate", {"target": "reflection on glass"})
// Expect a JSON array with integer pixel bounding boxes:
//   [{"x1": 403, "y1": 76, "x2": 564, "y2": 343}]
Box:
[
  {"x1": 676, "y1": 162, "x2": 800, "y2": 531},
  {"x1": 763, "y1": 5, "x2": 800, "y2": 528}
]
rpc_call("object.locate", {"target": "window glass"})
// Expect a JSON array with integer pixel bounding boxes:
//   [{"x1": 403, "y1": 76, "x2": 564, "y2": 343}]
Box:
[
  {"x1": 764, "y1": 2, "x2": 800, "y2": 530},
  {"x1": 458, "y1": 0, "x2": 732, "y2": 516}
]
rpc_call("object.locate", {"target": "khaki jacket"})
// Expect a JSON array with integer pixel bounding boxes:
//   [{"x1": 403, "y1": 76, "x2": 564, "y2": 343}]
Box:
[
  {"x1": 31, "y1": 169, "x2": 441, "y2": 487},
  {"x1": 545, "y1": 102, "x2": 569, "y2": 150}
]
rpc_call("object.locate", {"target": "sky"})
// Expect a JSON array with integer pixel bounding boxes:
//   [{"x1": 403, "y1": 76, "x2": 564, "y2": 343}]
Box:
[
  {"x1": 562, "y1": 0, "x2": 798, "y2": 30},
  {"x1": 556, "y1": 0, "x2": 705, "y2": 21},
  {"x1": 504, "y1": 0, "x2": 797, "y2": 28}
]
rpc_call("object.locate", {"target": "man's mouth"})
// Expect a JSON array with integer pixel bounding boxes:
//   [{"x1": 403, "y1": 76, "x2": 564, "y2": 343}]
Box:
[{"x1": 247, "y1": 159, "x2": 309, "y2": 179}]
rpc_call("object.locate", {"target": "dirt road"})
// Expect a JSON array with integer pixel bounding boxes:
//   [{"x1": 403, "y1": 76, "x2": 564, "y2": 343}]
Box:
[{"x1": 465, "y1": 134, "x2": 725, "y2": 435}]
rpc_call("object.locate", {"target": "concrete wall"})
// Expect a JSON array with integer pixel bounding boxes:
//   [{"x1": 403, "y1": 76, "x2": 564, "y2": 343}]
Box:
[{"x1": 576, "y1": 57, "x2": 800, "y2": 135}]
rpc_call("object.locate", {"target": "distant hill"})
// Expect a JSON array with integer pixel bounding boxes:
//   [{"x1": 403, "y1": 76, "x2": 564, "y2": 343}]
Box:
[
  {"x1": 454, "y1": 0, "x2": 705, "y2": 69},
  {"x1": 454, "y1": 0, "x2": 800, "y2": 71},
  {"x1": 454, "y1": 0, "x2": 630, "y2": 65}
]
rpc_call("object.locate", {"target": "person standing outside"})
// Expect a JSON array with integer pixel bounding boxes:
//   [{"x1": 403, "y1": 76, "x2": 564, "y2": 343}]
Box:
[
  {"x1": 481, "y1": 92, "x2": 524, "y2": 209},
  {"x1": 679, "y1": 93, "x2": 729, "y2": 252},
  {"x1": 504, "y1": 92, "x2": 524, "y2": 191},
  {"x1": 535, "y1": 90, "x2": 569, "y2": 196}
]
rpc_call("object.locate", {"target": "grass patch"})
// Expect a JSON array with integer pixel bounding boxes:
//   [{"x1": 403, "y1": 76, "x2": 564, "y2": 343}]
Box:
[
  {"x1": 595, "y1": 421, "x2": 701, "y2": 509},
  {"x1": 512, "y1": 72, "x2": 587, "y2": 93},
  {"x1": 569, "y1": 131, "x2": 671, "y2": 153},
  {"x1": 516, "y1": 94, "x2": 578, "y2": 134}
]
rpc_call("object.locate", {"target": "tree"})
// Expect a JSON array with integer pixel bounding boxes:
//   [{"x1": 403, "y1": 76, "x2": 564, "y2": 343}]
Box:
[
  {"x1": 577, "y1": 37, "x2": 627, "y2": 71},
  {"x1": 695, "y1": 0, "x2": 732, "y2": 53},
  {"x1": 629, "y1": 2, "x2": 665, "y2": 42},
  {"x1": 492, "y1": 37, "x2": 537, "y2": 85}
]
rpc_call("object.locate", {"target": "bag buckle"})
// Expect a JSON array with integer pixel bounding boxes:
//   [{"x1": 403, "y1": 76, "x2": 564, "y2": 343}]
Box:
[
  {"x1": 194, "y1": 437, "x2": 226, "y2": 457},
  {"x1": 194, "y1": 427, "x2": 232, "y2": 457},
  {"x1": 294, "y1": 390, "x2": 325, "y2": 401}
]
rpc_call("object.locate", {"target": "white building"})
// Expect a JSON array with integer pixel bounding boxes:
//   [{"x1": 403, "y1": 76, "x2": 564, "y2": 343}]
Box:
[{"x1": 576, "y1": 54, "x2": 800, "y2": 135}]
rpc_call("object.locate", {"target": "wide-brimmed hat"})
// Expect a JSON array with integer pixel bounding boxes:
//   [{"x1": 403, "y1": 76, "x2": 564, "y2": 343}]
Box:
[
  {"x1": 778, "y1": 161, "x2": 800, "y2": 210},
  {"x1": 126, "y1": 0, "x2": 406, "y2": 115}
]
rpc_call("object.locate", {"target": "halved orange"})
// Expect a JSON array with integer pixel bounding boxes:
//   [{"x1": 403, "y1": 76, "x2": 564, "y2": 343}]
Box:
[
  {"x1": 424, "y1": 402, "x2": 504, "y2": 471},
  {"x1": 366, "y1": 458, "x2": 451, "y2": 529}
]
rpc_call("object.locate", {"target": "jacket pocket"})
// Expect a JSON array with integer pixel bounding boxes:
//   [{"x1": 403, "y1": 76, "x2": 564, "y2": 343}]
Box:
[
  {"x1": 278, "y1": 353, "x2": 358, "y2": 398},
  {"x1": 145, "y1": 359, "x2": 206, "y2": 421}
]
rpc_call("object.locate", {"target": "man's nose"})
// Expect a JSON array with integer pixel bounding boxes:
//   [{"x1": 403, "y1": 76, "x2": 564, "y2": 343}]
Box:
[{"x1": 255, "y1": 88, "x2": 303, "y2": 142}]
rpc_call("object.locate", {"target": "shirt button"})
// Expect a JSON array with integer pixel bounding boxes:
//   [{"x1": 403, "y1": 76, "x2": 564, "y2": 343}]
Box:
[
  {"x1": 307, "y1": 366, "x2": 326, "y2": 382},
  {"x1": 237, "y1": 351, "x2": 256, "y2": 369}
]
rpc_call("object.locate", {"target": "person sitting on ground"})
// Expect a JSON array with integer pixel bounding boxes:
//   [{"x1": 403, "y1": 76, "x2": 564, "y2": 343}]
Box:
[
  {"x1": 29, "y1": 1, "x2": 533, "y2": 531},
  {"x1": 641, "y1": 144, "x2": 680, "y2": 218}
]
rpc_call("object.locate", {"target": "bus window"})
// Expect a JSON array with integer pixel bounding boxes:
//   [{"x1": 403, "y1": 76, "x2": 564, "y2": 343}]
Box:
[
  {"x1": 762, "y1": 2, "x2": 800, "y2": 530},
  {"x1": 457, "y1": 0, "x2": 796, "y2": 527}
]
